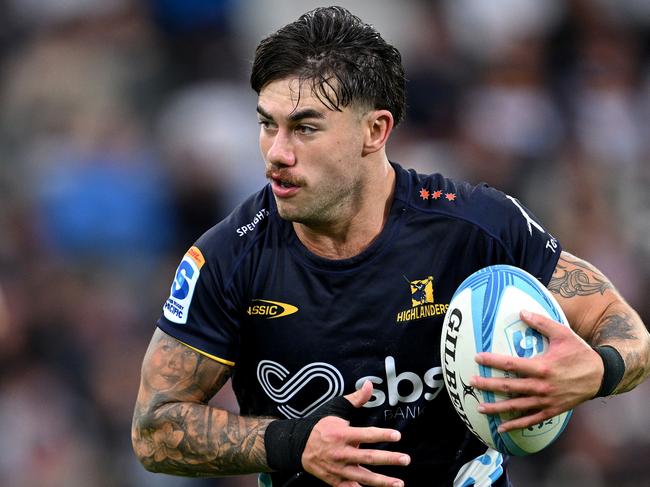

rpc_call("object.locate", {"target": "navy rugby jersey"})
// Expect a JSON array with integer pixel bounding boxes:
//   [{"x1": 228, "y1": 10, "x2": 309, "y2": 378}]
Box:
[{"x1": 157, "y1": 162, "x2": 562, "y2": 486}]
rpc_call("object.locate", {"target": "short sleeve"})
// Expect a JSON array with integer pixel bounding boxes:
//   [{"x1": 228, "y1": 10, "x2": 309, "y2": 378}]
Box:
[
  {"x1": 157, "y1": 241, "x2": 242, "y2": 366},
  {"x1": 471, "y1": 185, "x2": 561, "y2": 286}
]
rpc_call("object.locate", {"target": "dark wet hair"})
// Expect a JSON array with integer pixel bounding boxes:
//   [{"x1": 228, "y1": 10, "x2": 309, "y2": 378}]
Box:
[{"x1": 250, "y1": 6, "x2": 406, "y2": 125}]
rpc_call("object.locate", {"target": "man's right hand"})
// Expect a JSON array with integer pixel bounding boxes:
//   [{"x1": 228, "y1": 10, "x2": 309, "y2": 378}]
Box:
[{"x1": 301, "y1": 381, "x2": 411, "y2": 487}]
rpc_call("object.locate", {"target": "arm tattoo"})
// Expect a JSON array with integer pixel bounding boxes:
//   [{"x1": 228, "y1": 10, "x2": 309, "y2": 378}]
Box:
[
  {"x1": 550, "y1": 252, "x2": 650, "y2": 395},
  {"x1": 617, "y1": 351, "x2": 647, "y2": 392},
  {"x1": 548, "y1": 254, "x2": 611, "y2": 298},
  {"x1": 132, "y1": 329, "x2": 272, "y2": 476},
  {"x1": 592, "y1": 312, "x2": 650, "y2": 394},
  {"x1": 592, "y1": 312, "x2": 637, "y2": 343}
]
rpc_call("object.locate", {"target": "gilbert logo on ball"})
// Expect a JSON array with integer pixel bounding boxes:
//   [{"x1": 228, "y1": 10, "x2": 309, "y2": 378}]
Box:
[{"x1": 440, "y1": 265, "x2": 572, "y2": 456}]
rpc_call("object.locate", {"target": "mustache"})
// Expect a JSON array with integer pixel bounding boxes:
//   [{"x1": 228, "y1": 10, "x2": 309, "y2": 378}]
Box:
[{"x1": 265, "y1": 167, "x2": 305, "y2": 186}]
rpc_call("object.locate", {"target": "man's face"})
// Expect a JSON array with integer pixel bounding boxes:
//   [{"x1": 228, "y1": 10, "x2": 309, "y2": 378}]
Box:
[
  {"x1": 257, "y1": 77, "x2": 368, "y2": 226},
  {"x1": 145, "y1": 340, "x2": 199, "y2": 391}
]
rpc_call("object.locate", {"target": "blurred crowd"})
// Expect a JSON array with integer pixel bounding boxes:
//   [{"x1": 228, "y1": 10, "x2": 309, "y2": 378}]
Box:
[{"x1": 0, "y1": 1, "x2": 648, "y2": 486}]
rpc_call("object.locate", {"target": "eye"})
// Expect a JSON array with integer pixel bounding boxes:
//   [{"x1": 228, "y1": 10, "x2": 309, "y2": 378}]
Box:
[
  {"x1": 295, "y1": 125, "x2": 316, "y2": 135},
  {"x1": 258, "y1": 119, "x2": 275, "y2": 131}
]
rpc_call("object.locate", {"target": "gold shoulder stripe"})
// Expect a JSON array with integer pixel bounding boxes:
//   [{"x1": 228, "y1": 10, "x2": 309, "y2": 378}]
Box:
[{"x1": 178, "y1": 340, "x2": 235, "y2": 366}]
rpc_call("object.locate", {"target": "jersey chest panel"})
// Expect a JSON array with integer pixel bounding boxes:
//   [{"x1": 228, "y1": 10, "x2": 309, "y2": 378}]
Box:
[{"x1": 233, "y1": 217, "x2": 485, "y2": 458}]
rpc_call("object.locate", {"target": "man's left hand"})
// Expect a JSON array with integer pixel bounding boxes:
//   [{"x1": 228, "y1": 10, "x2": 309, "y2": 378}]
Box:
[{"x1": 470, "y1": 310, "x2": 604, "y2": 432}]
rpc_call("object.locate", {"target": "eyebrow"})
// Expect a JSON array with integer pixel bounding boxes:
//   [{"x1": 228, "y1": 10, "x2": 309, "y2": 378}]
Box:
[{"x1": 256, "y1": 105, "x2": 326, "y2": 123}]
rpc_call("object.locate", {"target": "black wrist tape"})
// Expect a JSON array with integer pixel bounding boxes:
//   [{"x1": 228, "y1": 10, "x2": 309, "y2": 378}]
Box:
[
  {"x1": 593, "y1": 345, "x2": 626, "y2": 397},
  {"x1": 264, "y1": 396, "x2": 356, "y2": 472},
  {"x1": 264, "y1": 416, "x2": 321, "y2": 472}
]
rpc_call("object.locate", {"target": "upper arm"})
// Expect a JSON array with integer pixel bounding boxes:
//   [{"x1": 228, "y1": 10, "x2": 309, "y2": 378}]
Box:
[
  {"x1": 548, "y1": 251, "x2": 621, "y2": 342},
  {"x1": 132, "y1": 329, "x2": 272, "y2": 475},
  {"x1": 135, "y1": 327, "x2": 232, "y2": 412}
]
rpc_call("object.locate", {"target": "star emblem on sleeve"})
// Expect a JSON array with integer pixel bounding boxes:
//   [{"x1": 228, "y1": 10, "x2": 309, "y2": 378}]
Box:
[{"x1": 416, "y1": 187, "x2": 456, "y2": 203}]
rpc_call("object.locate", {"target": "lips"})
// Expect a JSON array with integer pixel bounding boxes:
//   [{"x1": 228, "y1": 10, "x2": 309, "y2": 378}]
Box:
[
  {"x1": 277, "y1": 179, "x2": 297, "y2": 189},
  {"x1": 269, "y1": 173, "x2": 301, "y2": 198}
]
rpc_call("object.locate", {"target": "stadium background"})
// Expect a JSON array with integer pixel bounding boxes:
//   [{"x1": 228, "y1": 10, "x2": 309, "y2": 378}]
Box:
[{"x1": 0, "y1": 0, "x2": 648, "y2": 486}]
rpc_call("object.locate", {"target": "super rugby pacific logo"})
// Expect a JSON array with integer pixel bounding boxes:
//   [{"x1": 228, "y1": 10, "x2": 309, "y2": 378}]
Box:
[
  {"x1": 247, "y1": 299, "x2": 299, "y2": 319},
  {"x1": 164, "y1": 246, "x2": 205, "y2": 325}
]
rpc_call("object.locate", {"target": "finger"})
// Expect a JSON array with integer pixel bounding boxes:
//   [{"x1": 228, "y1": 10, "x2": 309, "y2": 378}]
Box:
[
  {"x1": 471, "y1": 375, "x2": 541, "y2": 396},
  {"x1": 477, "y1": 395, "x2": 542, "y2": 416},
  {"x1": 345, "y1": 380, "x2": 374, "y2": 408},
  {"x1": 496, "y1": 409, "x2": 559, "y2": 433},
  {"x1": 343, "y1": 447, "x2": 411, "y2": 467},
  {"x1": 339, "y1": 464, "x2": 405, "y2": 487},
  {"x1": 337, "y1": 482, "x2": 362, "y2": 487},
  {"x1": 475, "y1": 352, "x2": 540, "y2": 377},
  {"x1": 346, "y1": 426, "x2": 402, "y2": 444},
  {"x1": 520, "y1": 310, "x2": 566, "y2": 337},
  {"x1": 318, "y1": 472, "x2": 362, "y2": 487}
]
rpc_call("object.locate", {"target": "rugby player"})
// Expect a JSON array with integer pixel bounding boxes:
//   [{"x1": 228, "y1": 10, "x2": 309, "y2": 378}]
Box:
[{"x1": 132, "y1": 7, "x2": 650, "y2": 486}]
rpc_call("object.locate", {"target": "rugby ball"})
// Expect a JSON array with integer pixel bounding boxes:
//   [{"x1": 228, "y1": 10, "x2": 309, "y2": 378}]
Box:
[{"x1": 440, "y1": 264, "x2": 572, "y2": 456}]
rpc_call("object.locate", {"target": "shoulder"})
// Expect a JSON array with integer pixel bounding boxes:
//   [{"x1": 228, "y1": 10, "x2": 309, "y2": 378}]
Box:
[
  {"x1": 396, "y1": 164, "x2": 531, "y2": 237},
  {"x1": 192, "y1": 185, "x2": 277, "y2": 273},
  {"x1": 395, "y1": 164, "x2": 561, "y2": 278}
]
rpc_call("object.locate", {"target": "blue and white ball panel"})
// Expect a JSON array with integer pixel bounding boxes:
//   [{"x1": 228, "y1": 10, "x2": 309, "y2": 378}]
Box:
[
  {"x1": 454, "y1": 448, "x2": 504, "y2": 487},
  {"x1": 441, "y1": 265, "x2": 572, "y2": 456}
]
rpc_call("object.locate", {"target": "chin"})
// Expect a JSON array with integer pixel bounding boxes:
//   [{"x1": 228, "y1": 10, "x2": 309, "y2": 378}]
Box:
[
  {"x1": 277, "y1": 206, "x2": 319, "y2": 226},
  {"x1": 275, "y1": 204, "x2": 301, "y2": 222}
]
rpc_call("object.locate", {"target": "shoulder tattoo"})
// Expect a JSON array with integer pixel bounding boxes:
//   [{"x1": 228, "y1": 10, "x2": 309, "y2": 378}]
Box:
[{"x1": 548, "y1": 253, "x2": 611, "y2": 298}]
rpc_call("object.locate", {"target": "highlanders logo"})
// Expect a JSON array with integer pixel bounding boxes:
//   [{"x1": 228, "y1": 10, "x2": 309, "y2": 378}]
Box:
[
  {"x1": 410, "y1": 276, "x2": 434, "y2": 306},
  {"x1": 396, "y1": 276, "x2": 449, "y2": 323}
]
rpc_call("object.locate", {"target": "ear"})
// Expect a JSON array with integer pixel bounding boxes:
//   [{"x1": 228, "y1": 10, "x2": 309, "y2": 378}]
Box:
[{"x1": 362, "y1": 109, "x2": 394, "y2": 156}]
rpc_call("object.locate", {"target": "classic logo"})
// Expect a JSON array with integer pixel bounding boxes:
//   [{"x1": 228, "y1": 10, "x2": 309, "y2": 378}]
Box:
[
  {"x1": 164, "y1": 246, "x2": 205, "y2": 324},
  {"x1": 396, "y1": 275, "x2": 449, "y2": 323},
  {"x1": 247, "y1": 299, "x2": 299, "y2": 319}
]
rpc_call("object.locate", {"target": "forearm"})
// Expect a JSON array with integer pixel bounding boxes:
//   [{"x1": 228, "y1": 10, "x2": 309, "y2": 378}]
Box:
[
  {"x1": 132, "y1": 401, "x2": 273, "y2": 476},
  {"x1": 590, "y1": 302, "x2": 650, "y2": 394},
  {"x1": 133, "y1": 329, "x2": 274, "y2": 477},
  {"x1": 550, "y1": 251, "x2": 650, "y2": 396}
]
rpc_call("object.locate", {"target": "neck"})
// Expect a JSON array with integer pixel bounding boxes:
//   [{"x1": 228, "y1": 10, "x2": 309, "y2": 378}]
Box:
[{"x1": 293, "y1": 161, "x2": 396, "y2": 260}]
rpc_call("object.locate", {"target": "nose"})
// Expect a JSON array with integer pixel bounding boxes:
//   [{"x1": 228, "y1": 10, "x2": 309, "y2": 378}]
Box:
[
  {"x1": 167, "y1": 353, "x2": 178, "y2": 369},
  {"x1": 265, "y1": 130, "x2": 296, "y2": 167}
]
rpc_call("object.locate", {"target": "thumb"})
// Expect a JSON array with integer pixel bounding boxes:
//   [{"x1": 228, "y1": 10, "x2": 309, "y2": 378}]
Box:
[{"x1": 344, "y1": 380, "x2": 374, "y2": 408}]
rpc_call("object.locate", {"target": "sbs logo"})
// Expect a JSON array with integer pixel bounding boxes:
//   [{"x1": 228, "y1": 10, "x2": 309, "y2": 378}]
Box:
[
  {"x1": 355, "y1": 356, "x2": 444, "y2": 407},
  {"x1": 256, "y1": 357, "x2": 443, "y2": 421},
  {"x1": 257, "y1": 360, "x2": 344, "y2": 418}
]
